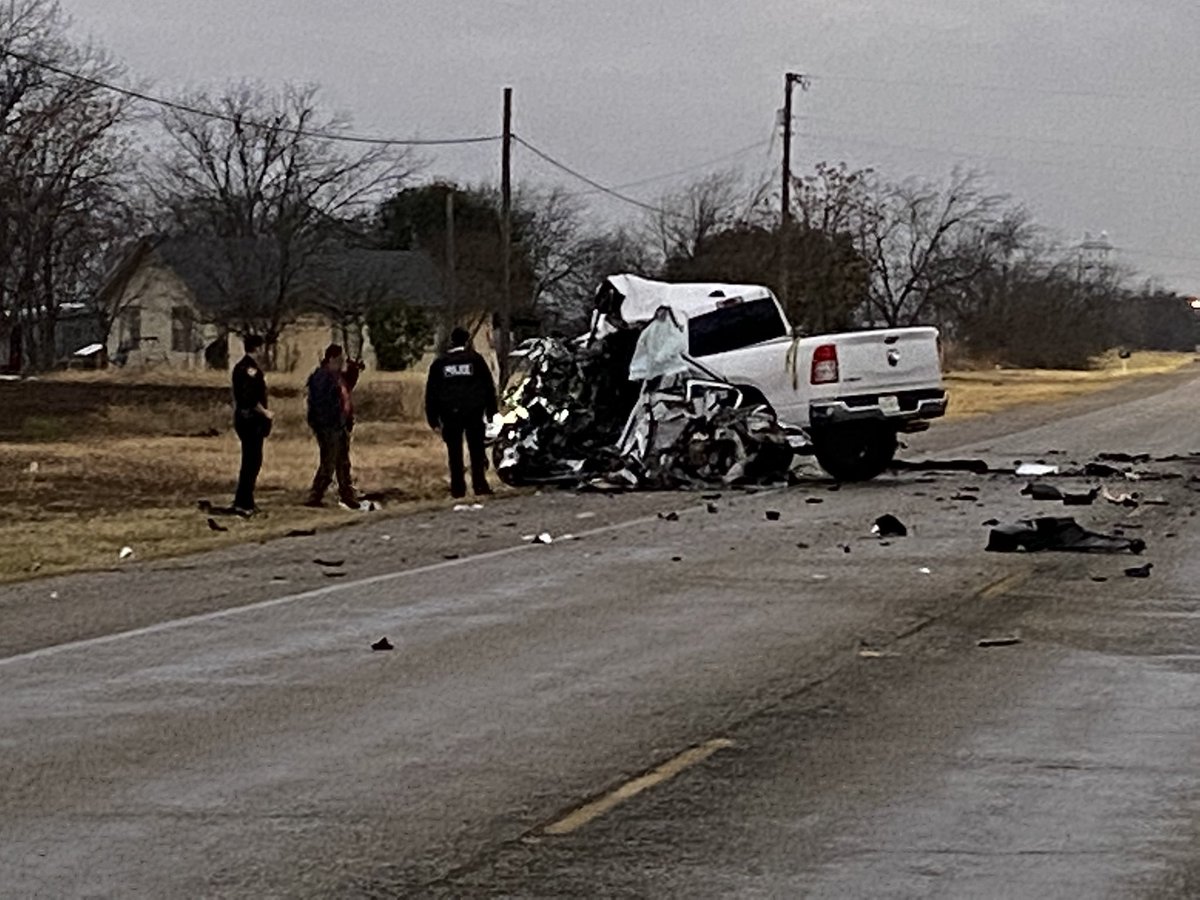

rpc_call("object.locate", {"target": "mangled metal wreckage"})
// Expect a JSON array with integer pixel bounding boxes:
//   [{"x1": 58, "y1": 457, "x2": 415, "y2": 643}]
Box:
[{"x1": 493, "y1": 275, "x2": 947, "y2": 489}]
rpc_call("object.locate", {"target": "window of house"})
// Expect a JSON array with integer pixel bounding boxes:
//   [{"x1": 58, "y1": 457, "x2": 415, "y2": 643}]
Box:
[
  {"x1": 121, "y1": 308, "x2": 142, "y2": 348},
  {"x1": 170, "y1": 307, "x2": 195, "y2": 353},
  {"x1": 686, "y1": 298, "x2": 789, "y2": 357}
]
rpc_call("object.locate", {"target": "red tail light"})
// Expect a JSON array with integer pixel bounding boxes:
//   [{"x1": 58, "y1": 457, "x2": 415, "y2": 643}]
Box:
[{"x1": 811, "y1": 343, "x2": 839, "y2": 384}]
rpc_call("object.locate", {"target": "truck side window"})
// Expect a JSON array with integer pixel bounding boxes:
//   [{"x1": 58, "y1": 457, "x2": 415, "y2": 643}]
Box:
[{"x1": 687, "y1": 299, "x2": 788, "y2": 357}]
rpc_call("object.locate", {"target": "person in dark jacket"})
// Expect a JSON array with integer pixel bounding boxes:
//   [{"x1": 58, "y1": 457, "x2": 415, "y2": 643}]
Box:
[
  {"x1": 425, "y1": 327, "x2": 498, "y2": 499},
  {"x1": 231, "y1": 335, "x2": 273, "y2": 514},
  {"x1": 305, "y1": 344, "x2": 363, "y2": 508}
]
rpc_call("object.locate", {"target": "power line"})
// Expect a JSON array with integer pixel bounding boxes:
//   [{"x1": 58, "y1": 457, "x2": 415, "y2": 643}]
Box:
[
  {"x1": 801, "y1": 113, "x2": 1200, "y2": 158},
  {"x1": 2, "y1": 49, "x2": 501, "y2": 147},
  {"x1": 812, "y1": 72, "x2": 1200, "y2": 104},
  {"x1": 564, "y1": 137, "x2": 772, "y2": 198},
  {"x1": 513, "y1": 135, "x2": 675, "y2": 215},
  {"x1": 803, "y1": 130, "x2": 1200, "y2": 180}
]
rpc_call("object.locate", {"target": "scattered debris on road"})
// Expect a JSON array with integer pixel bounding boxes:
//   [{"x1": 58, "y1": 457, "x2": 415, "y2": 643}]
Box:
[
  {"x1": 118, "y1": 546, "x2": 134, "y2": 562},
  {"x1": 977, "y1": 635, "x2": 1022, "y2": 648},
  {"x1": 1016, "y1": 463, "x2": 1059, "y2": 477},
  {"x1": 286, "y1": 529, "x2": 317, "y2": 538},
  {"x1": 858, "y1": 648, "x2": 901, "y2": 659},
  {"x1": 765, "y1": 510, "x2": 782, "y2": 521},
  {"x1": 313, "y1": 558, "x2": 346, "y2": 568},
  {"x1": 1124, "y1": 563, "x2": 1154, "y2": 579},
  {"x1": 987, "y1": 517, "x2": 1147, "y2": 555},
  {"x1": 872, "y1": 515, "x2": 909, "y2": 538},
  {"x1": 371, "y1": 637, "x2": 394, "y2": 651}
]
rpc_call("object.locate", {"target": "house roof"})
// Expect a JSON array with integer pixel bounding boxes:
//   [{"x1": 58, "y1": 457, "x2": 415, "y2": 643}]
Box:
[{"x1": 127, "y1": 237, "x2": 446, "y2": 314}]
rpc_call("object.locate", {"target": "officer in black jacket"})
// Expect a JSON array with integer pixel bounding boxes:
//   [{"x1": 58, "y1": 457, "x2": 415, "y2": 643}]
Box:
[
  {"x1": 425, "y1": 327, "x2": 498, "y2": 498},
  {"x1": 231, "y1": 335, "x2": 273, "y2": 513}
]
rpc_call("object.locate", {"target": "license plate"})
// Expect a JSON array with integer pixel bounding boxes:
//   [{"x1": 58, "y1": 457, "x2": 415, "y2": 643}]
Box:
[{"x1": 879, "y1": 395, "x2": 901, "y2": 415}]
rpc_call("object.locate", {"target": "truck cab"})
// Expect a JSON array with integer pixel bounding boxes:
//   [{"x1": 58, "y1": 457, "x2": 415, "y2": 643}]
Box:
[{"x1": 595, "y1": 275, "x2": 948, "y2": 480}]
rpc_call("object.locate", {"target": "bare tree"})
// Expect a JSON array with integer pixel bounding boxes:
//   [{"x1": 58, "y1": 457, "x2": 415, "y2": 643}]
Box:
[
  {"x1": 644, "y1": 169, "x2": 754, "y2": 267},
  {"x1": 853, "y1": 168, "x2": 1009, "y2": 327},
  {"x1": 0, "y1": 0, "x2": 137, "y2": 368},
  {"x1": 151, "y1": 82, "x2": 418, "y2": 365}
]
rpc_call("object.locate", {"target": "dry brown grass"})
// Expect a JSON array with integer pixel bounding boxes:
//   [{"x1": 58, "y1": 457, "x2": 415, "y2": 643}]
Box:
[
  {"x1": 0, "y1": 372, "x2": 464, "y2": 582},
  {"x1": 945, "y1": 351, "x2": 1196, "y2": 420}
]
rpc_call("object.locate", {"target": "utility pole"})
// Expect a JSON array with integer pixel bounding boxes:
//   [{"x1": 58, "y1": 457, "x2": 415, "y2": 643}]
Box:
[
  {"x1": 499, "y1": 86, "x2": 513, "y2": 386},
  {"x1": 779, "y1": 72, "x2": 808, "y2": 311}
]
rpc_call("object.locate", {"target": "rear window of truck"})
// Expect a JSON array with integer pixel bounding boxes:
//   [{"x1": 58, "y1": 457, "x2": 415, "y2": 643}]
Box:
[{"x1": 687, "y1": 298, "x2": 788, "y2": 357}]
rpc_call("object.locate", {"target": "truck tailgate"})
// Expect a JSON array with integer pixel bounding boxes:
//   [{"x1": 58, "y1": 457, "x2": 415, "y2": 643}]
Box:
[{"x1": 826, "y1": 327, "x2": 941, "y2": 393}]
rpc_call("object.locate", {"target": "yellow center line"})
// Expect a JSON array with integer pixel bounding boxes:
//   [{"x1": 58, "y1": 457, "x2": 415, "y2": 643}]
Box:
[{"x1": 543, "y1": 738, "x2": 736, "y2": 836}]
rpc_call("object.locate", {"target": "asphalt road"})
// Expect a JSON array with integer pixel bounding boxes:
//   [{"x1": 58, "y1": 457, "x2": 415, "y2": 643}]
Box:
[{"x1": 2, "y1": 368, "x2": 1199, "y2": 898}]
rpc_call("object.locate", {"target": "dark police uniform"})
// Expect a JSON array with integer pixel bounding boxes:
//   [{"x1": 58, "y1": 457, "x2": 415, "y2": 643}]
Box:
[
  {"x1": 231, "y1": 353, "x2": 270, "y2": 511},
  {"x1": 425, "y1": 346, "x2": 498, "y2": 497}
]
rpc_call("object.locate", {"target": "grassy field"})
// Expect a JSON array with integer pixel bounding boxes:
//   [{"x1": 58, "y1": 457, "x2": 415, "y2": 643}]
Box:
[
  {"x1": 944, "y1": 351, "x2": 1195, "y2": 420},
  {"x1": 0, "y1": 350, "x2": 1193, "y2": 582},
  {"x1": 0, "y1": 368, "x2": 460, "y2": 583}
]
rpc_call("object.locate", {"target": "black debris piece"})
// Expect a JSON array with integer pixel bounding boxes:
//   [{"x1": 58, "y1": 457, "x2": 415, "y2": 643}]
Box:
[
  {"x1": 701, "y1": 493, "x2": 723, "y2": 501},
  {"x1": 891, "y1": 459, "x2": 991, "y2": 475},
  {"x1": 806, "y1": 497, "x2": 824, "y2": 505},
  {"x1": 1091, "y1": 576, "x2": 1109, "y2": 583},
  {"x1": 371, "y1": 637, "x2": 394, "y2": 651},
  {"x1": 286, "y1": 529, "x2": 317, "y2": 538},
  {"x1": 1143, "y1": 497, "x2": 1170, "y2": 506},
  {"x1": 951, "y1": 493, "x2": 979, "y2": 502},
  {"x1": 765, "y1": 510, "x2": 782, "y2": 521},
  {"x1": 706, "y1": 503, "x2": 719, "y2": 514},
  {"x1": 1062, "y1": 488, "x2": 1100, "y2": 507},
  {"x1": 982, "y1": 518, "x2": 1000, "y2": 527},
  {"x1": 840, "y1": 544, "x2": 853, "y2": 554},
  {"x1": 796, "y1": 542, "x2": 811, "y2": 550},
  {"x1": 314, "y1": 558, "x2": 346, "y2": 568},
  {"x1": 873, "y1": 514, "x2": 909, "y2": 538},
  {"x1": 977, "y1": 636, "x2": 1022, "y2": 648},
  {"x1": 672, "y1": 556, "x2": 683, "y2": 562},
  {"x1": 986, "y1": 517, "x2": 1147, "y2": 555},
  {"x1": 443, "y1": 553, "x2": 461, "y2": 560},
  {"x1": 207, "y1": 518, "x2": 228, "y2": 533},
  {"x1": 1098, "y1": 452, "x2": 1151, "y2": 464},
  {"x1": 1084, "y1": 462, "x2": 1124, "y2": 478},
  {"x1": 1021, "y1": 482, "x2": 1064, "y2": 501},
  {"x1": 324, "y1": 572, "x2": 347, "y2": 579},
  {"x1": 1124, "y1": 563, "x2": 1154, "y2": 579},
  {"x1": 658, "y1": 511, "x2": 680, "y2": 522}
]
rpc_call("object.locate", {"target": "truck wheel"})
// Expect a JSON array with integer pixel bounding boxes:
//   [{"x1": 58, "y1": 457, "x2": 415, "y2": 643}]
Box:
[{"x1": 812, "y1": 425, "x2": 898, "y2": 482}]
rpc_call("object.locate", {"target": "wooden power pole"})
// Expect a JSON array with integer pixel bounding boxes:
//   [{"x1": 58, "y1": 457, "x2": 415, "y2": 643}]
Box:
[
  {"x1": 499, "y1": 86, "x2": 513, "y2": 386},
  {"x1": 779, "y1": 72, "x2": 807, "y2": 310}
]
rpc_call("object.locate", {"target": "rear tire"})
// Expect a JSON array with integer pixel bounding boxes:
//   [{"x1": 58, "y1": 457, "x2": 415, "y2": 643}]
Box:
[{"x1": 812, "y1": 425, "x2": 898, "y2": 482}]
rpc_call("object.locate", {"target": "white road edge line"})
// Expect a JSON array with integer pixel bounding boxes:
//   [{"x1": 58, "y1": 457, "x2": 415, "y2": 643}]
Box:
[{"x1": 0, "y1": 513, "x2": 669, "y2": 669}]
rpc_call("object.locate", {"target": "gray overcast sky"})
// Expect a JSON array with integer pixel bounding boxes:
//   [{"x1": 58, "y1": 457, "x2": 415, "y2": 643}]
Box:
[{"x1": 67, "y1": 0, "x2": 1200, "y2": 295}]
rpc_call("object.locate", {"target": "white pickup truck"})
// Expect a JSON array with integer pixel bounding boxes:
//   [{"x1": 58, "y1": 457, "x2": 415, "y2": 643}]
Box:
[{"x1": 594, "y1": 275, "x2": 948, "y2": 481}]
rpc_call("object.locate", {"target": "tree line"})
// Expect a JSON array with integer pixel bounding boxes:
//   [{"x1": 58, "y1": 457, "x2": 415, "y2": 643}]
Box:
[{"x1": 1, "y1": 0, "x2": 1192, "y2": 373}]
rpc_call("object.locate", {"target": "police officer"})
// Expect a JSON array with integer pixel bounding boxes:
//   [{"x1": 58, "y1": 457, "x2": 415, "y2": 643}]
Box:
[
  {"x1": 425, "y1": 327, "x2": 498, "y2": 499},
  {"x1": 231, "y1": 335, "x2": 273, "y2": 514}
]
